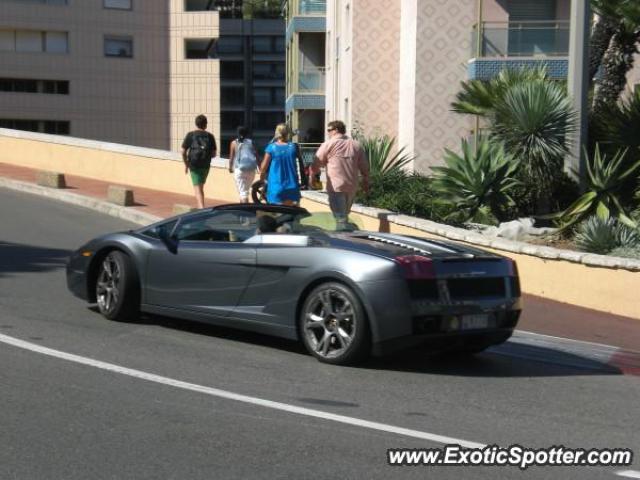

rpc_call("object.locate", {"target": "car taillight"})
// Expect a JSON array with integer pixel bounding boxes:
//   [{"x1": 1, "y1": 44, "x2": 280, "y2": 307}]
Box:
[
  {"x1": 394, "y1": 255, "x2": 436, "y2": 279},
  {"x1": 506, "y1": 258, "x2": 518, "y2": 277}
]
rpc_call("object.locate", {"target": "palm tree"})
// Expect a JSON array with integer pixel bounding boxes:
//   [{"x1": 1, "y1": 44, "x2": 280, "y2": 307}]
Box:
[
  {"x1": 591, "y1": 0, "x2": 640, "y2": 116},
  {"x1": 452, "y1": 67, "x2": 576, "y2": 213}
]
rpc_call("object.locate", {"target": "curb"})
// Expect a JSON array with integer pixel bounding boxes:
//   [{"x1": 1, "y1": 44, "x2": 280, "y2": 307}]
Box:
[{"x1": 0, "y1": 177, "x2": 161, "y2": 226}]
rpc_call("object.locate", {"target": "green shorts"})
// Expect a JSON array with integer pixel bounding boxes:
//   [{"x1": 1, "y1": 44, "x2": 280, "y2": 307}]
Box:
[{"x1": 189, "y1": 166, "x2": 210, "y2": 186}]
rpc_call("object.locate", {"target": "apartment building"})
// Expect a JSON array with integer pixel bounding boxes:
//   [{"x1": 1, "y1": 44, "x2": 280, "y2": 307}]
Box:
[
  {"x1": 0, "y1": 0, "x2": 218, "y2": 152},
  {"x1": 283, "y1": 0, "x2": 326, "y2": 156},
  {"x1": 217, "y1": 18, "x2": 286, "y2": 156},
  {"x1": 324, "y1": 0, "x2": 577, "y2": 173}
]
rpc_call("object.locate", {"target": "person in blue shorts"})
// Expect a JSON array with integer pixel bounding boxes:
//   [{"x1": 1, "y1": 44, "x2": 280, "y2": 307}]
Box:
[{"x1": 260, "y1": 123, "x2": 302, "y2": 205}]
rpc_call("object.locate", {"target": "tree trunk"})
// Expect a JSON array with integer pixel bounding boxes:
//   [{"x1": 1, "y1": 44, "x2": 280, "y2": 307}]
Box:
[
  {"x1": 592, "y1": 28, "x2": 640, "y2": 117},
  {"x1": 589, "y1": 16, "x2": 617, "y2": 81}
]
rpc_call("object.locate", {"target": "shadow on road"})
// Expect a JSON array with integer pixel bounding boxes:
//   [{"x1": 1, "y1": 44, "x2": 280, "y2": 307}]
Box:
[
  {"x1": 0, "y1": 241, "x2": 70, "y2": 277},
  {"x1": 107, "y1": 311, "x2": 623, "y2": 378}
]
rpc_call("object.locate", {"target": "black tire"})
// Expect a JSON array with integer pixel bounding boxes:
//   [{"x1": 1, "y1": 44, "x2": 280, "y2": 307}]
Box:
[
  {"x1": 299, "y1": 282, "x2": 370, "y2": 365},
  {"x1": 251, "y1": 180, "x2": 267, "y2": 204},
  {"x1": 95, "y1": 250, "x2": 140, "y2": 322}
]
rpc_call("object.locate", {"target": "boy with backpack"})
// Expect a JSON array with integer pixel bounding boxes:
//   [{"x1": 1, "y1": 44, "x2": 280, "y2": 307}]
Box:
[
  {"x1": 181, "y1": 114, "x2": 217, "y2": 209},
  {"x1": 228, "y1": 126, "x2": 258, "y2": 203}
]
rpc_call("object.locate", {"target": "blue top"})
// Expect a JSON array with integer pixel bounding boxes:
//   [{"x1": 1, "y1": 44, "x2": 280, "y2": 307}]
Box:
[{"x1": 265, "y1": 142, "x2": 300, "y2": 203}]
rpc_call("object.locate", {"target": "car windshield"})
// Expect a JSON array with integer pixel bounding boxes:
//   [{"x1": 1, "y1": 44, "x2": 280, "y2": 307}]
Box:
[{"x1": 142, "y1": 208, "x2": 364, "y2": 243}]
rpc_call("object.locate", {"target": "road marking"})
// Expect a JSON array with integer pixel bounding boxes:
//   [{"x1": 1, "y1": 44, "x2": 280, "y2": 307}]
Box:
[
  {"x1": 0, "y1": 333, "x2": 484, "y2": 449},
  {"x1": 517, "y1": 330, "x2": 630, "y2": 351},
  {"x1": 616, "y1": 471, "x2": 640, "y2": 479}
]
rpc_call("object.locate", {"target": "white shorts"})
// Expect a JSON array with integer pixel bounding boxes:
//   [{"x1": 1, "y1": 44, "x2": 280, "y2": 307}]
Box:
[{"x1": 234, "y1": 169, "x2": 256, "y2": 200}]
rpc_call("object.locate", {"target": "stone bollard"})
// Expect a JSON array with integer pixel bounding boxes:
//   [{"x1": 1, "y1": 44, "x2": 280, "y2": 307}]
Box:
[
  {"x1": 36, "y1": 171, "x2": 66, "y2": 188},
  {"x1": 172, "y1": 204, "x2": 198, "y2": 215},
  {"x1": 107, "y1": 185, "x2": 134, "y2": 206}
]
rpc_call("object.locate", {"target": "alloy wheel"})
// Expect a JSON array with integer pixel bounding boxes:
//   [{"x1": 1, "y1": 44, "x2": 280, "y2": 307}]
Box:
[
  {"x1": 96, "y1": 254, "x2": 120, "y2": 315},
  {"x1": 303, "y1": 287, "x2": 357, "y2": 359}
]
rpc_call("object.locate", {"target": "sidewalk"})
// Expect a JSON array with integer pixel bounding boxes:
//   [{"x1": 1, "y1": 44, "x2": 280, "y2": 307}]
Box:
[
  {"x1": 0, "y1": 162, "x2": 225, "y2": 218},
  {"x1": 1, "y1": 162, "x2": 639, "y2": 353}
]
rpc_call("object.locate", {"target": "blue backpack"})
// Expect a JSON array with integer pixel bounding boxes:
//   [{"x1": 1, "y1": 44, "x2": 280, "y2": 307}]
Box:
[{"x1": 235, "y1": 139, "x2": 258, "y2": 172}]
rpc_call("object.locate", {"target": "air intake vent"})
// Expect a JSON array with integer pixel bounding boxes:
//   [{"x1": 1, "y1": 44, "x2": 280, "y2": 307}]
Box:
[{"x1": 365, "y1": 235, "x2": 431, "y2": 255}]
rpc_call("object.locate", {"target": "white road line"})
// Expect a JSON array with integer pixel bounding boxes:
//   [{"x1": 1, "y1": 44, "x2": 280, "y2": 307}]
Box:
[
  {"x1": 0, "y1": 333, "x2": 484, "y2": 449},
  {"x1": 616, "y1": 471, "x2": 640, "y2": 479},
  {"x1": 517, "y1": 330, "x2": 627, "y2": 351}
]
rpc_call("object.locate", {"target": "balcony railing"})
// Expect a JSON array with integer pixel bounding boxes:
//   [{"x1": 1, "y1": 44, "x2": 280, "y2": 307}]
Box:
[
  {"x1": 298, "y1": 142, "x2": 321, "y2": 166},
  {"x1": 298, "y1": 66, "x2": 326, "y2": 92},
  {"x1": 299, "y1": 0, "x2": 325, "y2": 15},
  {"x1": 471, "y1": 21, "x2": 569, "y2": 58}
]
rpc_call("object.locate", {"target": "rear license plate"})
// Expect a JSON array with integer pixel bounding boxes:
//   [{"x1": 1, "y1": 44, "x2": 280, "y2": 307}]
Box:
[{"x1": 460, "y1": 314, "x2": 490, "y2": 330}]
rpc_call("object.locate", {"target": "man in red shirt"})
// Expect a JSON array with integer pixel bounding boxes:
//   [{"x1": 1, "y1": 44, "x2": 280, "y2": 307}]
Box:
[{"x1": 311, "y1": 120, "x2": 369, "y2": 228}]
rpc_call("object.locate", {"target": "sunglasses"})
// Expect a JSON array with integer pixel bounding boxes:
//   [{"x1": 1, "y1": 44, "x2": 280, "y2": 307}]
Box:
[{"x1": 327, "y1": 127, "x2": 335, "y2": 132}]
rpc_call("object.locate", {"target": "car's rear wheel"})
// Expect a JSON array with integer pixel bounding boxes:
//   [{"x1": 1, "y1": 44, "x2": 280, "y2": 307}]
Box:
[
  {"x1": 95, "y1": 251, "x2": 139, "y2": 322},
  {"x1": 299, "y1": 282, "x2": 370, "y2": 365}
]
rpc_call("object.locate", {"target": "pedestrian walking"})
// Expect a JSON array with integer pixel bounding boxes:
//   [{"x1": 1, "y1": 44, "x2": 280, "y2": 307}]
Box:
[
  {"x1": 311, "y1": 120, "x2": 369, "y2": 227},
  {"x1": 181, "y1": 114, "x2": 217, "y2": 209},
  {"x1": 228, "y1": 126, "x2": 258, "y2": 203},
  {"x1": 260, "y1": 124, "x2": 302, "y2": 206}
]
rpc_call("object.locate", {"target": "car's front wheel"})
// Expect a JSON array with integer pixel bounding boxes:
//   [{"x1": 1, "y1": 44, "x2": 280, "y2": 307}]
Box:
[
  {"x1": 95, "y1": 250, "x2": 140, "y2": 322},
  {"x1": 299, "y1": 282, "x2": 370, "y2": 365}
]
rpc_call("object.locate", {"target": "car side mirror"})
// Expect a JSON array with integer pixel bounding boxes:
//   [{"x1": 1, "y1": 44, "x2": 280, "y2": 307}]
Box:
[{"x1": 158, "y1": 225, "x2": 178, "y2": 254}]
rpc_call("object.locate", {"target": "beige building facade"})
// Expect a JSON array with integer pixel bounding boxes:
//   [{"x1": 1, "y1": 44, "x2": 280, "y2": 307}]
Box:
[
  {"x1": 325, "y1": 0, "x2": 581, "y2": 173},
  {"x1": 0, "y1": 0, "x2": 219, "y2": 152}
]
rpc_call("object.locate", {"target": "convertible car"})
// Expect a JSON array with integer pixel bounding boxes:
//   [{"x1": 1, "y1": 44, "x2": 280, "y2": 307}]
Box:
[{"x1": 67, "y1": 204, "x2": 522, "y2": 364}]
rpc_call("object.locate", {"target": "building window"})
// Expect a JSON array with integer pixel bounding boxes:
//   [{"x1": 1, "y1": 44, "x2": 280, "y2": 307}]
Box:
[
  {"x1": 0, "y1": 78, "x2": 69, "y2": 94},
  {"x1": 252, "y1": 62, "x2": 285, "y2": 80},
  {"x1": 221, "y1": 86, "x2": 245, "y2": 106},
  {"x1": 0, "y1": 119, "x2": 70, "y2": 135},
  {"x1": 2, "y1": 0, "x2": 67, "y2": 4},
  {"x1": 216, "y1": 36, "x2": 244, "y2": 55},
  {"x1": 185, "y1": 38, "x2": 215, "y2": 59},
  {"x1": 221, "y1": 61, "x2": 245, "y2": 81},
  {"x1": 104, "y1": 36, "x2": 133, "y2": 58},
  {"x1": 253, "y1": 87, "x2": 285, "y2": 106},
  {"x1": 221, "y1": 111, "x2": 245, "y2": 131},
  {"x1": 184, "y1": 0, "x2": 214, "y2": 11},
  {"x1": 252, "y1": 36, "x2": 284, "y2": 54},
  {"x1": 0, "y1": 30, "x2": 68, "y2": 53},
  {"x1": 104, "y1": 0, "x2": 132, "y2": 10},
  {"x1": 252, "y1": 111, "x2": 284, "y2": 129},
  {"x1": 45, "y1": 31, "x2": 68, "y2": 53}
]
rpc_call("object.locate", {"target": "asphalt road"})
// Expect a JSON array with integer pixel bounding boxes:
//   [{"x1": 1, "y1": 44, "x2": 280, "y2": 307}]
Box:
[{"x1": 0, "y1": 188, "x2": 638, "y2": 480}]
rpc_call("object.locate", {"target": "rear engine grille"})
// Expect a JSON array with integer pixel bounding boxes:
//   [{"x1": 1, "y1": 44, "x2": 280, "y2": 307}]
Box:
[
  {"x1": 447, "y1": 278, "x2": 506, "y2": 300},
  {"x1": 407, "y1": 279, "x2": 439, "y2": 300}
]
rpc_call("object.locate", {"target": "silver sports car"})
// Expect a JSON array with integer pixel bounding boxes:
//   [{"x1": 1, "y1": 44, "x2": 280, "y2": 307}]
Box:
[{"x1": 67, "y1": 204, "x2": 522, "y2": 364}]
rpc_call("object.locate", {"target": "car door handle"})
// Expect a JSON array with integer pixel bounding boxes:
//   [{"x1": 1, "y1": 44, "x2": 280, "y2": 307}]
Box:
[{"x1": 237, "y1": 258, "x2": 254, "y2": 265}]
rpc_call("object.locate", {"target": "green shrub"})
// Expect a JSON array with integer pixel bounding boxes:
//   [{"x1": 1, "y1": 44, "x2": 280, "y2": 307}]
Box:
[
  {"x1": 452, "y1": 67, "x2": 576, "y2": 214},
  {"x1": 574, "y1": 215, "x2": 640, "y2": 254},
  {"x1": 356, "y1": 172, "x2": 455, "y2": 222},
  {"x1": 431, "y1": 138, "x2": 520, "y2": 224},
  {"x1": 554, "y1": 145, "x2": 640, "y2": 229},
  {"x1": 355, "y1": 134, "x2": 415, "y2": 177},
  {"x1": 575, "y1": 216, "x2": 621, "y2": 254},
  {"x1": 609, "y1": 246, "x2": 640, "y2": 259}
]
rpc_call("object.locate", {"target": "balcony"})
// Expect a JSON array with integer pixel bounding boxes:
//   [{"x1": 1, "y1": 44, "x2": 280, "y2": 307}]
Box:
[
  {"x1": 468, "y1": 21, "x2": 569, "y2": 81},
  {"x1": 299, "y1": 0, "x2": 325, "y2": 15},
  {"x1": 298, "y1": 66, "x2": 326, "y2": 93},
  {"x1": 471, "y1": 21, "x2": 569, "y2": 58}
]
